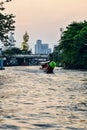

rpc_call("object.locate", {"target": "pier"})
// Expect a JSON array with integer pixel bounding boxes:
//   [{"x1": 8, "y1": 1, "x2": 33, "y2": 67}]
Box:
[{"x1": 3, "y1": 54, "x2": 49, "y2": 66}]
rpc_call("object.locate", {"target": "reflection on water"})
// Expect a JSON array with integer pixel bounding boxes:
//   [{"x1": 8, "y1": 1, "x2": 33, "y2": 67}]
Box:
[{"x1": 0, "y1": 66, "x2": 87, "y2": 130}]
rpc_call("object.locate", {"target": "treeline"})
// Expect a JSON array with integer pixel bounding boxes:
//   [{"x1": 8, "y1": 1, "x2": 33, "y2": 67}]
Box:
[
  {"x1": 2, "y1": 47, "x2": 32, "y2": 55},
  {"x1": 51, "y1": 21, "x2": 87, "y2": 69},
  {"x1": 0, "y1": 0, "x2": 15, "y2": 45}
]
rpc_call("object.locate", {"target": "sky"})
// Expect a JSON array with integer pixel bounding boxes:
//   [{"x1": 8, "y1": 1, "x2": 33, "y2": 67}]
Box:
[{"x1": 4, "y1": 0, "x2": 87, "y2": 53}]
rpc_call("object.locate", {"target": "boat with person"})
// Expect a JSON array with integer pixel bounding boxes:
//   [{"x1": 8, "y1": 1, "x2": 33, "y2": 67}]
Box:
[{"x1": 40, "y1": 60, "x2": 56, "y2": 73}]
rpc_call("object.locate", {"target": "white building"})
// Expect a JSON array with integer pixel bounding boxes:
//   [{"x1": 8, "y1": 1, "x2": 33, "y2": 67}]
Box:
[{"x1": 35, "y1": 40, "x2": 51, "y2": 54}]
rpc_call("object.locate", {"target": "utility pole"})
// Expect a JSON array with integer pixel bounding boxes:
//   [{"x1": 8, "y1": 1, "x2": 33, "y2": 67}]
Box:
[{"x1": 60, "y1": 27, "x2": 64, "y2": 38}]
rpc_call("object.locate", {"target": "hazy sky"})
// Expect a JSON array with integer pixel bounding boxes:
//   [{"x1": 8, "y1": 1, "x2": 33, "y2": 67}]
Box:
[{"x1": 5, "y1": 0, "x2": 87, "y2": 52}]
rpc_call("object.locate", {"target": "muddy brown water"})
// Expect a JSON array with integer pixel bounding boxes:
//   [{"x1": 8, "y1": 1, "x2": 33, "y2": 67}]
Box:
[{"x1": 0, "y1": 66, "x2": 87, "y2": 130}]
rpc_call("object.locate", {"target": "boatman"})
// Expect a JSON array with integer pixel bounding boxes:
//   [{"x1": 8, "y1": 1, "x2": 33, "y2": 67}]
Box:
[{"x1": 45, "y1": 61, "x2": 56, "y2": 73}]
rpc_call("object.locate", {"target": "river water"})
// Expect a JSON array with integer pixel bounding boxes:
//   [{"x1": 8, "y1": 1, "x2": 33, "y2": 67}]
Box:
[{"x1": 0, "y1": 66, "x2": 87, "y2": 130}]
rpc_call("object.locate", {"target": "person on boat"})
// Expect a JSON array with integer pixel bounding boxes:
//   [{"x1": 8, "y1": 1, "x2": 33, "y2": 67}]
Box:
[
  {"x1": 45, "y1": 60, "x2": 56, "y2": 73},
  {"x1": 40, "y1": 60, "x2": 56, "y2": 73}
]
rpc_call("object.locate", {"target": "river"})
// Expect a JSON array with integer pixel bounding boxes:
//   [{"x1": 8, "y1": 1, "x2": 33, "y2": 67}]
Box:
[{"x1": 0, "y1": 66, "x2": 87, "y2": 130}]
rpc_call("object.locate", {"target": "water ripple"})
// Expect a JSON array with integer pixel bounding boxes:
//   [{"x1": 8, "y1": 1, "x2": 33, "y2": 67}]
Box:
[{"x1": 0, "y1": 66, "x2": 87, "y2": 130}]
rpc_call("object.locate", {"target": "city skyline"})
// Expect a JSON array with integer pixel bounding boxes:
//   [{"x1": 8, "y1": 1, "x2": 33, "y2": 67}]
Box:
[
  {"x1": 35, "y1": 39, "x2": 51, "y2": 54},
  {"x1": 3, "y1": 0, "x2": 87, "y2": 52}
]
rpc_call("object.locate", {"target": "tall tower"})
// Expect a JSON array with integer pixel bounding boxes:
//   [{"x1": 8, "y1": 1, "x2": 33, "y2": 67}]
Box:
[
  {"x1": 8, "y1": 32, "x2": 16, "y2": 48},
  {"x1": 60, "y1": 28, "x2": 64, "y2": 38},
  {"x1": 35, "y1": 40, "x2": 42, "y2": 54},
  {"x1": 4, "y1": 32, "x2": 16, "y2": 50}
]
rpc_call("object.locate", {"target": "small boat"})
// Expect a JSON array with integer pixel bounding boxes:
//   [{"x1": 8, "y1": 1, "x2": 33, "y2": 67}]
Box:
[{"x1": 40, "y1": 61, "x2": 56, "y2": 73}]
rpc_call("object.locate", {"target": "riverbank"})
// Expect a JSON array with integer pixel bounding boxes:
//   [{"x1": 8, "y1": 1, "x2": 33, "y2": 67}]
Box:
[{"x1": 0, "y1": 66, "x2": 87, "y2": 130}]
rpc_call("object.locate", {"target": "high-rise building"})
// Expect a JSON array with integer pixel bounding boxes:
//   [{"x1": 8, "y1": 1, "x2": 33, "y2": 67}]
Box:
[
  {"x1": 35, "y1": 40, "x2": 51, "y2": 54},
  {"x1": 35, "y1": 40, "x2": 42, "y2": 54}
]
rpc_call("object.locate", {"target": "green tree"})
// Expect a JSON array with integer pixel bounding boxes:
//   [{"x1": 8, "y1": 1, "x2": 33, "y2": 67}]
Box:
[
  {"x1": 2, "y1": 47, "x2": 22, "y2": 55},
  {"x1": 0, "y1": 0, "x2": 15, "y2": 45},
  {"x1": 58, "y1": 21, "x2": 87, "y2": 69}
]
